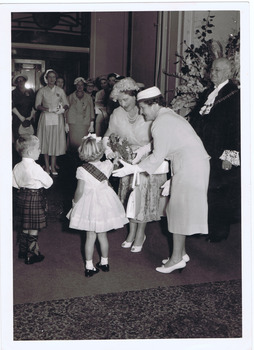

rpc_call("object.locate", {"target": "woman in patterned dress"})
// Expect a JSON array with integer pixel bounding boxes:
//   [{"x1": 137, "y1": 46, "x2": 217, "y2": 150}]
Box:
[
  {"x1": 66, "y1": 77, "x2": 95, "y2": 151},
  {"x1": 103, "y1": 77, "x2": 168, "y2": 253}
]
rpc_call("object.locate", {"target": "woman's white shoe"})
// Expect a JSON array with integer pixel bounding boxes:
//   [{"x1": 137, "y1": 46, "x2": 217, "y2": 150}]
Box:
[
  {"x1": 162, "y1": 254, "x2": 190, "y2": 265},
  {"x1": 121, "y1": 240, "x2": 134, "y2": 248},
  {"x1": 131, "y1": 236, "x2": 146, "y2": 253},
  {"x1": 156, "y1": 259, "x2": 186, "y2": 274}
]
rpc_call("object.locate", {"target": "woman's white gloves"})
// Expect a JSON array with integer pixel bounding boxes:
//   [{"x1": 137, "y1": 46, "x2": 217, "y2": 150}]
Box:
[
  {"x1": 88, "y1": 121, "x2": 95, "y2": 133},
  {"x1": 112, "y1": 160, "x2": 142, "y2": 177},
  {"x1": 132, "y1": 143, "x2": 152, "y2": 164},
  {"x1": 161, "y1": 179, "x2": 171, "y2": 196},
  {"x1": 65, "y1": 123, "x2": 69, "y2": 133},
  {"x1": 49, "y1": 106, "x2": 65, "y2": 114},
  {"x1": 55, "y1": 106, "x2": 66, "y2": 114},
  {"x1": 103, "y1": 137, "x2": 115, "y2": 159}
]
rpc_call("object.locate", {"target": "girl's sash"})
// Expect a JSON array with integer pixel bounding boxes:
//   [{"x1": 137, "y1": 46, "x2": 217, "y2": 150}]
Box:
[{"x1": 82, "y1": 162, "x2": 108, "y2": 182}]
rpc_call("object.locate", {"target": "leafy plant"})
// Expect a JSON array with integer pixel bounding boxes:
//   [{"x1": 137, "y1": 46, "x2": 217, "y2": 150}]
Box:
[{"x1": 164, "y1": 12, "x2": 240, "y2": 113}]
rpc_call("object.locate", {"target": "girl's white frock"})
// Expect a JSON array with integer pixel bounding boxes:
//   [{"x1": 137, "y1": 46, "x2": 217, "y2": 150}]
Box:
[{"x1": 66, "y1": 160, "x2": 129, "y2": 232}]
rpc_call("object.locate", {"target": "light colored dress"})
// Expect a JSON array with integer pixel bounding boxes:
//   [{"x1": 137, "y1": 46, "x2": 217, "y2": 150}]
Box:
[
  {"x1": 140, "y1": 107, "x2": 210, "y2": 235},
  {"x1": 66, "y1": 91, "x2": 95, "y2": 149},
  {"x1": 104, "y1": 106, "x2": 168, "y2": 223},
  {"x1": 66, "y1": 160, "x2": 129, "y2": 233},
  {"x1": 36, "y1": 85, "x2": 68, "y2": 156}
]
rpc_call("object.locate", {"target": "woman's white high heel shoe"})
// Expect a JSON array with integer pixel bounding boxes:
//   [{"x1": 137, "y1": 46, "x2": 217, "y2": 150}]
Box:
[
  {"x1": 131, "y1": 236, "x2": 146, "y2": 253},
  {"x1": 121, "y1": 240, "x2": 134, "y2": 248},
  {"x1": 156, "y1": 259, "x2": 186, "y2": 274},
  {"x1": 162, "y1": 254, "x2": 190, "y2": 265}
]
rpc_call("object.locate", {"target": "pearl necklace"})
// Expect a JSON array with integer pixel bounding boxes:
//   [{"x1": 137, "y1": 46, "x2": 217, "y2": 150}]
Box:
[{"x1": 127, "y1": 108, "x2": 138, "y2": 124}]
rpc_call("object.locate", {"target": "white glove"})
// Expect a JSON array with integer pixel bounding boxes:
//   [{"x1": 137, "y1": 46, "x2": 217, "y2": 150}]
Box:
[
  {"x1": 88, "y1": 121, "x2": 95, "y2": 133},
  {"x1": 112, "y1": 160, "x2": 142, "y2": 177},
  {"x1": 105, "y1": 150, "x2": 115, "y2": 160},
  {"x1": 132, "y1": 143, "x2": 152, "y2": 164},
  {"x1": 55, "y1": 106, "x2": 65, "y2": 114},
  {"x1": 103, "y1": 136, "x2": 115, "y2": 159},
  {"x1": 161, "y1": 179, "x2": 171, "y2": 196},
  {"x1": 65, "y1": 123, "x2": 69, "y2": 133}
]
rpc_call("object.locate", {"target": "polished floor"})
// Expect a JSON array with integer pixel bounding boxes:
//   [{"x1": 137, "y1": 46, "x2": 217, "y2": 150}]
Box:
[
  {"x1": 13, "y1": 154, "x2": 242, "y2": 305},
  {"x1": 9, "y1": 153, "x2": 250, "y2": 349}
]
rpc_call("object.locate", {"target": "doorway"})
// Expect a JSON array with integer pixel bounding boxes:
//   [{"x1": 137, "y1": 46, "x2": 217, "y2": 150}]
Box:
[{"x1": 12, "y1": 59, "x2": 45, "y2": 91}]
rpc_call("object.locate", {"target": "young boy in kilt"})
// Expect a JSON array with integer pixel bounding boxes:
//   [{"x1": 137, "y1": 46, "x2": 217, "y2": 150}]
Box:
[{"x1": 12, "y1": 135, "x2": 53, "y2": 264}]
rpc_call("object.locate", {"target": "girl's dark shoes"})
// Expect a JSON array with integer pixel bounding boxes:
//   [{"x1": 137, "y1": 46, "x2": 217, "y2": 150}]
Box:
[
  {"x1": 25, "y1": 253, "x2": 45, "y2": 265},
  {"x1": 85, "y1": 267, "x2": 100, "y2": 277},
  {"x1": 96, "y1": 262, "x2": 110, "y2": 272}
]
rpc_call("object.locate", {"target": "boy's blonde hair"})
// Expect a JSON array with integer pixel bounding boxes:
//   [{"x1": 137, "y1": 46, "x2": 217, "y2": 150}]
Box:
[
  {"x1": 16, "y1": 135, "x2": 39, "y2": 157},
  {"x1": 78, "y1": 136, "x2": 104, "y2": 162}
]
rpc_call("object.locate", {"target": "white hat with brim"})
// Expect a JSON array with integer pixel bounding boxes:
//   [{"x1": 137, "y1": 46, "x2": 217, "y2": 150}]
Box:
[
  {"x1": 74, "y1": 77, "x2": 87, "y2": 85},
  {"x1": 137, "y1": 86, "x2": 162, "y2": 101},
  {"x1": 12, "y1": 74, "x2": 28, "y2": 85}
]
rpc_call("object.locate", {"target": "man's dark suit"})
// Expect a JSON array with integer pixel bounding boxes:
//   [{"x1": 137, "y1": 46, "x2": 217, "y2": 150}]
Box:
[{"x1": 190, "y1": 80, "x2": 240, "y2": 242}]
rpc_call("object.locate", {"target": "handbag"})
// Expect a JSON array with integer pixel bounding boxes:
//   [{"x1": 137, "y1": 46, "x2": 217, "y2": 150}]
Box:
[
  {"x1": 126, "y1": 171, "x2": 141, "y2": 219},
  {"x1": 18, "y1": 120, "x2": 34, "y2": 135}
]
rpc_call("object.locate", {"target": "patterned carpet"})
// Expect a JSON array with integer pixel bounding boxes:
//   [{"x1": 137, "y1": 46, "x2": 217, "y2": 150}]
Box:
[{"x1": 14, "y1": 279, "x2": 241, "y2": 340}]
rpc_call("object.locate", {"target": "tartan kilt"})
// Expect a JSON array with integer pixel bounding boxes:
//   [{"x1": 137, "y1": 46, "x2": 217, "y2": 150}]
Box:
[{"x1": 15, "y1": 188, "x2": 48, "y2": 230}]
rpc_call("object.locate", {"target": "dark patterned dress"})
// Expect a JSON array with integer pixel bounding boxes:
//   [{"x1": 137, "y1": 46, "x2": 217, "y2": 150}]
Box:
[{"x1": 12, "y1": 87, "x2": 35, "y2": 141}]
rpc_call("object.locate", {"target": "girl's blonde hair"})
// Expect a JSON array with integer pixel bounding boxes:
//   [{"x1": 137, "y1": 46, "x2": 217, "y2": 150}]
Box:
[
  {"x1": 16, "y1": 135, "x2": 39, "y2": 157},
  {"x1": 78, "y1": 136, "x2": 104, "y2": 162}
]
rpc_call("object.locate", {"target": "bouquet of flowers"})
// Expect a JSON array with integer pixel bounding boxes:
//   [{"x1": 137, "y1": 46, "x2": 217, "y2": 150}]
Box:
[{"x1": 108, "y1": 133, "x2": 134, "y2": 169}]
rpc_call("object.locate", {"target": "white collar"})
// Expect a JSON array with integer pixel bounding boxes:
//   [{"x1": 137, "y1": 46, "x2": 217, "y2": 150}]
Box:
[
  {"x1": 214, "y1": 79, "x2": 229, "y2": 92},
  {"x1": 46, "y1": 85, "x2": 56, "y2": 92},
  {"x1": 22, "y1": 157, "x2": 35, "y2": 163}
]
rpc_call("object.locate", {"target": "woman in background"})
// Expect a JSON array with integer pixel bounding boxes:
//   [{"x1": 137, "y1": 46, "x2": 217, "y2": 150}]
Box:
[
  {"x1": 12, "y1": 73, "x2": 36, "y2": 142},
  {"x1": 56, "y1": 76, "x2": 66, "y2": 91},
  {"x1": 36, "y1": 69, "x2": 69, "y2": 175},
  {"x1": 66, "y1": 77, "x2": 95, "y2": 151},
  {"x1": 85, "y1": 78, "x2": 97, "y2": 105}
]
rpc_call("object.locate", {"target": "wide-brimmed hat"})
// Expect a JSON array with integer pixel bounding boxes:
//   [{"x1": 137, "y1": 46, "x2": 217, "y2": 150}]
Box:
[
  {"x1": 12, "y1": 74, "x2": 28, "y2": 86},
  {"x1": 44, "y1": 69, "x2": 58, "y2": 84},
  {"x1": 110, "y1": 77, "x2": 140, "y2": 102},
  {"x1": 74, "y1": 77, "x2": 87, "y2": 85},
  {"x1": 137, "y1": 86, "x2": 162, "y2": 102}
]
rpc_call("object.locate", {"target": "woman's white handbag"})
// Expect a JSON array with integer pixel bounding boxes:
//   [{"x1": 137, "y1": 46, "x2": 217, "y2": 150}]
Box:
[
  {"x1": 126, "y1": 171, "x2": 141, "y2": 219},
  {"x1": 18, "y1": 120, "x2": 34, "y2": 135}
]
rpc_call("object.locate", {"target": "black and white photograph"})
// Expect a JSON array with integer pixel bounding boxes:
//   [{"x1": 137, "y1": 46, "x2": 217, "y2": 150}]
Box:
[{"x1": 0, "y1": 1, "x2": 253, "y2": 350}]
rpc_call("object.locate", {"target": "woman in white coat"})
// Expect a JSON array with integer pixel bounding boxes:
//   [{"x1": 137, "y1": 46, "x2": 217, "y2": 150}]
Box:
[
  {"x1": 113, "y1": 87, "x2": 210, "y2": 274},
  {"x1": 36, "y1": 69, "x2": 69, "y2": 175}
]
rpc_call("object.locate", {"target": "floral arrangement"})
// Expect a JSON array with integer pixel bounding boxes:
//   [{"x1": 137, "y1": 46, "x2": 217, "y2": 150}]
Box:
[
  {"x1": 164, "y1": 12, "x2": 240, "y2": 114},
  {"x1": 108, "y1": 133, "x2": 134, "y2": 168}
]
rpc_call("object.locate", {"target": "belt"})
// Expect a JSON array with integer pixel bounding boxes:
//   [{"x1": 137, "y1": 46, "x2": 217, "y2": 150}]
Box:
[{"x1": 19, "y1": 188, "x2": 44, "y2": 193}]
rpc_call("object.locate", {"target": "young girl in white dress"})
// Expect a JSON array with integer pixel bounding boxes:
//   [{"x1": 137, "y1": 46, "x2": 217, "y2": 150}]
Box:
[{"x1": 66, "y1": 134, "x2": 129, "y2": 277}]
